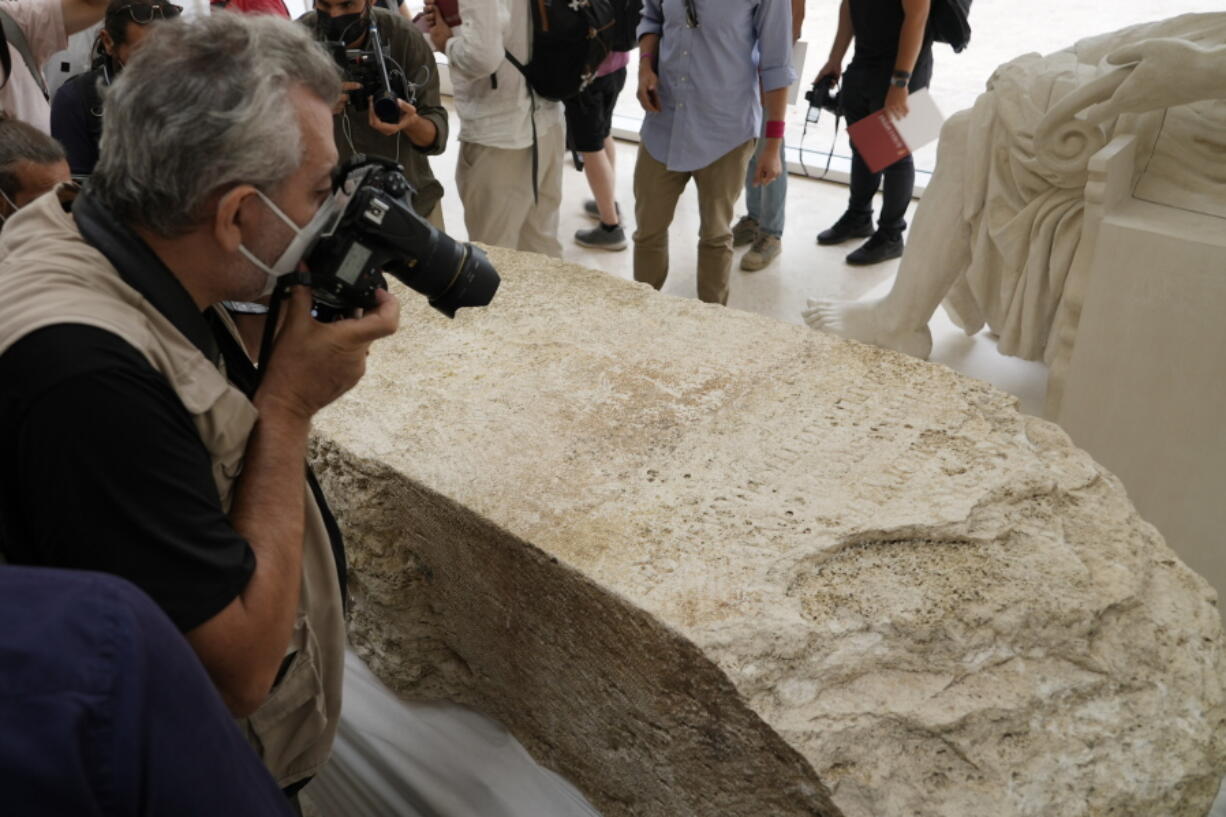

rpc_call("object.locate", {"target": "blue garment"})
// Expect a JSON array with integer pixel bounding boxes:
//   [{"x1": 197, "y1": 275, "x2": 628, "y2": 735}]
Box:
[
  {"x1": 637, "y1": 0, "x2": 795, "y2": 172},
  {"x1": 0, "y1": 566, "x2": 294, "y2": 817},
  {"x1": 744, "y1": 130, "x2": 787, "y2": 237},
  {"x1": 50, "y1": 69, "x2": 104, "y2": 176}
]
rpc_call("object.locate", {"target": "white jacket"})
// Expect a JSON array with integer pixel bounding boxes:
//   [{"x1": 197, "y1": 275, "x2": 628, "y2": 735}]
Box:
[{"x1": 444, "y1": 0, "x2": 562, "y2": 149}]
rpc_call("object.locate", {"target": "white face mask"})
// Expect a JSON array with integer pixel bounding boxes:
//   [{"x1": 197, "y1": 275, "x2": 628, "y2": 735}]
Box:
[{"x1": 238, "y1": 188, "x2": 346, "y2": 296}]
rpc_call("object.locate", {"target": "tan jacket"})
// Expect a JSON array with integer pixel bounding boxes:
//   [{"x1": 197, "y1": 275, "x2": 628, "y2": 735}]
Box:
[{"x1": 0, "y1": 189, "x2": 345, "y2": 788}]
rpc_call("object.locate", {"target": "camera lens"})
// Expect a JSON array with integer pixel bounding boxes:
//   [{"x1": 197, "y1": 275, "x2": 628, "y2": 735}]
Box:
[
  {"x1": 372, "y1": 91, "x2": 400, "y2": 125},
  {"x1": 385, "y1": 229, "x2": 499, "y2": 319}
]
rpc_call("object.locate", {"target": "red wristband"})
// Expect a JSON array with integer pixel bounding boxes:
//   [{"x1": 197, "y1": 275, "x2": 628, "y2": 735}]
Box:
[
  {"x1": 639, "y1": 52, "x2": 654, "y2": 60},
  {"x1": 765, "y1": 120, "x2": 785, "y2": 139}
]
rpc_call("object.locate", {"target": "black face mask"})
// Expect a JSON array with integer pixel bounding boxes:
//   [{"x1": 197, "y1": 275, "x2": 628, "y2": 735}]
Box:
[{"x1": 318, "y1": 10, "x2": 365, "y2": 44}]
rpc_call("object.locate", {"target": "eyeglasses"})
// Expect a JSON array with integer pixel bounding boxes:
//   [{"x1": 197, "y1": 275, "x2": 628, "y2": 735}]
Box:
[
  {"x1": 684, "y1": 0, "x2": 698, "y2": 27},
  {"x1": 112, "y1": 3, "x2": 183, "y2": 25}
]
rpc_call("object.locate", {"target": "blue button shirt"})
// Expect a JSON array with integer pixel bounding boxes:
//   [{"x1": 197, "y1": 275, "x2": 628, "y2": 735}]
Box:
[{"x1": 638, "y1": 0, "x2": 796, "y2": 172}]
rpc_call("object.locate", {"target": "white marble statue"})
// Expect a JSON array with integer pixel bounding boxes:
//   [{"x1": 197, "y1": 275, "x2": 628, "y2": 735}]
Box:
[{"x1": 803, "y1": 13, "x2": 1226, "y2": 364}]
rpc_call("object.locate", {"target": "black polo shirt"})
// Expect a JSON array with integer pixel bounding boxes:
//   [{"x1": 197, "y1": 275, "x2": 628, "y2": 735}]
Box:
[{"x1": 0, "y1": 324, "x2": 257, "y2": 631}]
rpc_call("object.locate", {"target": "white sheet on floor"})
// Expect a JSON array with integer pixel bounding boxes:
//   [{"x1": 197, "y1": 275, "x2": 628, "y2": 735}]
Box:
[{"x1": 307, "y1": 651, "x2": 602, "y2": 817}]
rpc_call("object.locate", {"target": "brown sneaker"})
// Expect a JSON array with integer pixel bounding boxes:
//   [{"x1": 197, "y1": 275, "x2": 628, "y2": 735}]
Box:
[
  {"x1": 740, "y1": 234, "x2": 781, "y2": 271},
  {"x1": 731, "y1": 215, "x2": 759, "y2": 248}
]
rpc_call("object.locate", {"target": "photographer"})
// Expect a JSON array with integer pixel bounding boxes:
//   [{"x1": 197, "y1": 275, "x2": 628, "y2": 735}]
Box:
[
  {"x1": 301, "y1": 0, "x2": 448, "y2": 225},
  {"x1": 50, "y1": 0, "x2": 181, "y2": 176},
  {"x1": 814, "y1": 0, "x2": 933, "y2": 265},
  {"x1": 0, "y1": 12, "x2": 399, "y2": 803}
]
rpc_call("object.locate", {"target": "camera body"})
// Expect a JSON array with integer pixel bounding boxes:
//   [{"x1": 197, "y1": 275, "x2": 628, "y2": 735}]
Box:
[
  {"x1": 332, "y1": 44, "x2": 412, "y2": 118},
  {"x1": 299, "y1": 155, "x2": 500, "y2": 320},
  {"x1": 805, "y1": 74, "x2": 841, "y2": 115},
  {"x1": 325, "y1": 18, "x2": 411, "y2": 125}
]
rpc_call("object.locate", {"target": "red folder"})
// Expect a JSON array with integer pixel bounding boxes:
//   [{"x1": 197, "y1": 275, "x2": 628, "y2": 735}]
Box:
[
  {"x1": 846, "y1": 110, "x2": 909, "y2": 174},
  {"x1": 412, "y1": 0, "x2": 461, "y2": 32}
]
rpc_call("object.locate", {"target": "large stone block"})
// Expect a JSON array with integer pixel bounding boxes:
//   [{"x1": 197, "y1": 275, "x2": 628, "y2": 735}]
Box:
[{"x1": 310, "y1": 248, "x2": 1226, "y2": 817}]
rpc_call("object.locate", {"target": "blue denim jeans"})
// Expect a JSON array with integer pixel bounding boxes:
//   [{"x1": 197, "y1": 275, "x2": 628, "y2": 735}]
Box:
[{"x1": 743, "y1": 129, "x2": 787, "y2": 238}]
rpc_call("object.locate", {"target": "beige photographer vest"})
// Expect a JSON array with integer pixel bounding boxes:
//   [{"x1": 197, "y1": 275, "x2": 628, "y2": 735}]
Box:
[{"x1": 0, "y1": 189, "x2": 344, "y2": 788}]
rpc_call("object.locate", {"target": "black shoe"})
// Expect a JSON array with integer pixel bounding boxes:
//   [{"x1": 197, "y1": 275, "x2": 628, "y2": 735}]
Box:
[
  {"x1": 584, "y1": 199, "x2": 621, "y2": 221},
  {"x1": 817, "y1": 212, "x2": 874, "y2": 245},
  {"x1": 846, "y1": 232, "x2": 904, "y2": 266}
]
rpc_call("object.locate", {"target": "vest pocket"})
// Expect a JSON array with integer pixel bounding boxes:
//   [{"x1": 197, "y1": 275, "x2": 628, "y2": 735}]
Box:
[{"x1": 247, "y1": 612, "x2": 329, "y2": 786}]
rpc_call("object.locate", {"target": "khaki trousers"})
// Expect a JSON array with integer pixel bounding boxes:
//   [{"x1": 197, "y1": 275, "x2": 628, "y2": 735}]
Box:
[
  {"x1": 632, "y1": 139, "x2": 757, "y2": 305},
  {"x1": 455, "y1": 121, "x2": 564, "y2": 258}
]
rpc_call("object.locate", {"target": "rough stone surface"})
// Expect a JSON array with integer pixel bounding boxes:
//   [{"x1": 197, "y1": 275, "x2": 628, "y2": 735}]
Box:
[{"x1": 310, "y1": 247, "x2": 1226, "y2": 817}]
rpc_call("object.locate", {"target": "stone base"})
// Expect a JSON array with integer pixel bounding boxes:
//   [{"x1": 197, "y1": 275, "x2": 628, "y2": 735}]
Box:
[{"x1": 311, "y1": 247, "x2": 1226, "y2": 817}]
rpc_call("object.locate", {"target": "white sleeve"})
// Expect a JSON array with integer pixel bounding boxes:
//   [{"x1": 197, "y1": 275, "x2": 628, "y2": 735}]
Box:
[
  {"x1": 443, "y1": 0, "x2": 505, "y2": 79},
  {"x1": 11, "y1": 0, "x2": 69, "y2": 64}
]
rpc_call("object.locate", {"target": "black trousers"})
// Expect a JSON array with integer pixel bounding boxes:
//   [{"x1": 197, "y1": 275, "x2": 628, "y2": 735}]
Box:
[{"x1": 840, "y1": 63, "x2": 929, "y2": 240}]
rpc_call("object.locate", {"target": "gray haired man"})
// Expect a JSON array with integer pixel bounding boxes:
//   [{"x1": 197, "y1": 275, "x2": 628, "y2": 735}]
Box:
[
  {"x1": 0, "y1": 115, "x2": 70, "y2": 228},
  {"x1": 0, "y1": 11, "x2": 398, "y2": 800}
]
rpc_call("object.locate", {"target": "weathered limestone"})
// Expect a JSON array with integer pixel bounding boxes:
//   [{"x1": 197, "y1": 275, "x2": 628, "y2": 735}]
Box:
[{"x1": 310, "y1": 247, "x2": 1226, "y2": 817}]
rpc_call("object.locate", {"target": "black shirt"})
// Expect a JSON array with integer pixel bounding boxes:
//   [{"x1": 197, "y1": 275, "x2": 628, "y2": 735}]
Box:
[
  {"x1": 50, "y1": 69, "x2": 105, "y2": 176},
  {"x1": 0, "y1": 324, "x2": 256, "y2": 632},
  {"x1": 849, "y1": 0, "x2": 934, "y2": 84}
]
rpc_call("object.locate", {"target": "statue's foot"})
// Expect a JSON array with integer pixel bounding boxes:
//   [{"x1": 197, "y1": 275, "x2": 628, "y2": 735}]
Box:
[{"x1": 802, "y1": 297, "x2": 934, "y2": 360}]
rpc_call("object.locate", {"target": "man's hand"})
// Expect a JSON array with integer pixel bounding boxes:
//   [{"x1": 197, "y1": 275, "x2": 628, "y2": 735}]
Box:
[
  {"x1": 334, "y1": 81, "x2": 361, "y2": 115},
  {"x1": 638, "y1": 65, "x2": 661, "y2": 113},
  {"x1": 257, "y1": 286, "x2": 400, "y2": 422},
  {"x1": 753, "y1": 140, "x2": 783, "y2": 187},
  {"x1": 815, "y1": 58, "x2": 842, "y2": 86},
  {"x1": 884, "y1": 84, "x2": 909, "y2": 120},
  {"x1": 368, "y1": 98, "x2": 421, "y2": 136},
  {"x1": 425, "y1": 0, "x2": 452, "y2": 52}
]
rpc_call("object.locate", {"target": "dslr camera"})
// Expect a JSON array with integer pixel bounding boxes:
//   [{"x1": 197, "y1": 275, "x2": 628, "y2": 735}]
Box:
[
  {"x1": 298, "y1": 155, "x2": 500, "y2": 320},
  {"x1": 805, "y1": 74, "x2": 841, "y2": 116},
  {"x1": 326, "y1": 17, "x2": 412, "y2": 125}
]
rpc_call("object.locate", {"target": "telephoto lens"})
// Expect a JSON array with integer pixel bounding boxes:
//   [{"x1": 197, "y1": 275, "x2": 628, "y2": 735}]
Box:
[{"x1": 300, "y1": 156, "x2": 500, "y2": 319}]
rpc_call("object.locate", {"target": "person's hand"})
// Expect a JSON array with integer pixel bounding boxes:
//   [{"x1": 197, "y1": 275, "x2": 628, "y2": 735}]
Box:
[
  {"x1": 637, "y1": 64, "x2": 661, "y2": 113},
  {"x1": 753, "y1": 140, "x2": 782, "y2": 187},
  {"x1": 1082, "y1": 38, "x2": 1226, "y2": 125},
  {"x1": 884, "y1": 84, "x2": 909, "y2": 120},
  {"x1": 425, "y1": 0, "x2": 452, "y2": 52},
  {"x1": 334, "y1": 81, "x2": 361, "y2": 115},
  {"x1": 368, "y1": 98, "x2": 421, "y2": 136},
  {"x1": 815, "y1": 58, "x2": 842, "y2": 86},
  {"x1": 257, "y1": 286, "x2": 401, "y2": 421}
]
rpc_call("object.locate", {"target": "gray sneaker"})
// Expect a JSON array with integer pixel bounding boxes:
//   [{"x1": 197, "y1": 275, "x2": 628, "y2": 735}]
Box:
[
  {"x1": 575, "y1": 223, "x2": 627, "y2": 251},
  {"x1": 583, "y1": 199, "x2": 622, "y2": 221},
  {"x1": 740, "y1": 233, "x2": 781, "y2": 271},
  {"x1": 731, "y1": 214, "x2": 759, "y2": 248}
]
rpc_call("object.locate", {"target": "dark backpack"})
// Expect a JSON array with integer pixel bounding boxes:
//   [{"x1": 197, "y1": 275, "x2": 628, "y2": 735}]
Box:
[
  {"x1": 928, "y1": 0, "x2": 972, "y2": 53},
  {"x1": 608, "y1": 0, "x2": 643, "y2": 53},
  {"x1": 506, "y1": 0, "x2": 617, "y2": 102}
]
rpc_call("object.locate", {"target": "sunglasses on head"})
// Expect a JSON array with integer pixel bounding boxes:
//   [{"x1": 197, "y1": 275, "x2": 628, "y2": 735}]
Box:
[{"x1": 112, "y1": 2, "x2": 183, "y2": 24}]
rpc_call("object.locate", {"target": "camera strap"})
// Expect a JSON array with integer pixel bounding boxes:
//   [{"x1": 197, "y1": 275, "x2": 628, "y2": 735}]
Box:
[
  {"x1": 0, "y1": 7, "x2": 49, "y2": 100},
  {"x1": 503, "y1": 50, "x2": 540, "y2": 205},
  {"x1": 73, "y1": 191, "x2": 351, "y2": 608},
  {"x1": 73, "y1": 188, "x2": 221, "y2": 367},
  {"x1": 205, "y1": 304, "x2": 350, "y2": 611}
]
